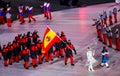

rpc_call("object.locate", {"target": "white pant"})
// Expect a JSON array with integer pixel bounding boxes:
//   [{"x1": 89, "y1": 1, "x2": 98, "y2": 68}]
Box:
[{"x1": 101, "y1": 62, "x2": 109, "y2": 67}]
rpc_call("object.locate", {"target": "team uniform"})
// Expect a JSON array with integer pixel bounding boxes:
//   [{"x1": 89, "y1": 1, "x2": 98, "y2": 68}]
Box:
[
  {"x1": 6, "y1": 12, "x2": 12, "y2": 27},
  {"x1": 21, "y1": 34, "x2": 28, "y2": 49},
  {"x1": 101, "y1": 46, "x2": 109, "y2": 68},
  {"x1": 44, "y1": 45, "x2": 54, "y2": 62},
  {"x1": 26, "y1": 32, "x2": 32, "y2": 49},
  {"x1": 103, "y1": 11, "x2": 107, "y2": 25},
  {"x1": 32, "y1": 31, "x2": 39, "y2": 43},
  {"x1": 0, "y1": 8, "x2": 5, "y2": 24},
  {"x1": 64, "y1": 40, "x2": 76, "y2": 66},
  {"x1": 115, "y1": 29, "x2": 120, "y2": 51},
  {"x1": 22, "y1": 47, "x2": 30, "y2": 69},
  {"x1": 43, "y1": 2, "x2": 47, "y2": 17},
  {"x1": 96, "y1": 22, "x2": 102, "y2": 41},
  {"x1": 12, "y1": 40, "x2": 19, "y2": 62},
  {"x1": 7, "y1": 42, "x2": 14, "y2": 65},
  {"x1": 54, "y1": 33, "x2": 61, "y2": 58},
  {"x1": 36, "y1": 40, "x2": 43, "y2": 64},
  {"x1": 113, "y1": 7, "x2": 118, "y2": 23},
  {"x1": 109, "y1": 10, "x2": 113, "y2": 25},
  {"x1": 18, "y1": 6, "x2": 25, "y2": 24},
  {"x1": 60, "y1": 32, "x2": 67, "y2": 57},
  {"x1": 102, "y1": 26, "x2": 108, "y2": 44},
  {"x1": 27, "y1": 6, "x2": 36, "y2": 23},
  {"x1": 99, "y1": 14, "x2": 104, "y2": 27},
  {"x1": 107, "y1": 28, "x2": 113, "y2": 47},
  {"x1": 2, "y1": 45, "x2": 9, "y2": 66},
  {"x1": 45, "y1": 3, "x2": 52, "y2": 19},
  {"x1": 30, "y1": 44, "x2": 38, "y2": 68}
]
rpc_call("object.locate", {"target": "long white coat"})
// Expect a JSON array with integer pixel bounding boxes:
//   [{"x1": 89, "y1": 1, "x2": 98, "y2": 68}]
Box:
[{"x1": 86, "y1": 49, "x2": 97, "y2": 65}]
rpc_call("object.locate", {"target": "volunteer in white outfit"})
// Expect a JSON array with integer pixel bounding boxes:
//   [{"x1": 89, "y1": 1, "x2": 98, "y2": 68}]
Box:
[{"x1": 86, "y1": 47, "x2": 97, "y2": 72}]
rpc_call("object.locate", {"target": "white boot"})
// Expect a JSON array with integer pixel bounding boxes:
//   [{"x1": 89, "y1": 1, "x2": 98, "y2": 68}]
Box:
[{"x1": 105, "y1": 63, "x2": 109, "y2": 68}]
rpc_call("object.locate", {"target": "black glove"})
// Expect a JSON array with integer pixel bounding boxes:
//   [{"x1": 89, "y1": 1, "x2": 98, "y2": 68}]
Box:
[{"x1": 73, "y1": 49, "x2": 77, "y2": 55}]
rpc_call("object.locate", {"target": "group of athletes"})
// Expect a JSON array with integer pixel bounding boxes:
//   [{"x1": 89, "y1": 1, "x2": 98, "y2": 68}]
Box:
[{"x1": 0, "y1": 30, "x2": 77, "y2": 69}]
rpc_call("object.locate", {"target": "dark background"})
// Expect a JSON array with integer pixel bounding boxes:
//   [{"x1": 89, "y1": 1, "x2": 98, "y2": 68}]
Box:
[{"x1": 80, "y1": 0, "x2": 114, "y2": 5}]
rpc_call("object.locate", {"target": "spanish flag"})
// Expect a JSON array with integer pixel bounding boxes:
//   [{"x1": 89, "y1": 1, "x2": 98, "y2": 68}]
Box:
[{"x1": 42, "y1": 27, "x2": 58, "y2": 54}]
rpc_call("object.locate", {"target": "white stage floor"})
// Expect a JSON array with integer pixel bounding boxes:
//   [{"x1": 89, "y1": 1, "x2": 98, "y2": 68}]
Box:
[{"x1": 0, "y1": 2, "x2": 120, "y2": 76}]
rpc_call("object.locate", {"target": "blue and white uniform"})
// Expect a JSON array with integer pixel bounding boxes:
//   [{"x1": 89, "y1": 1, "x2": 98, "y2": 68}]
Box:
[{"x1": 101, "y1": 47, "x2": 109, "y2": 67}]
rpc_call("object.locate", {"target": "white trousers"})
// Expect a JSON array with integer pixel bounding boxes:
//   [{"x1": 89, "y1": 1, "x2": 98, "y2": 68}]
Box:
[{"x1": 101, "y1": 62, "x2": 109, "y2": 67}]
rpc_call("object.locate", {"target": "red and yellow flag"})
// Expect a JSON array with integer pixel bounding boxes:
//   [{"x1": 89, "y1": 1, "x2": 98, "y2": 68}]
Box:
[{"x1": 42, "y1": 27, "x2": 58, "y2": 54}]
